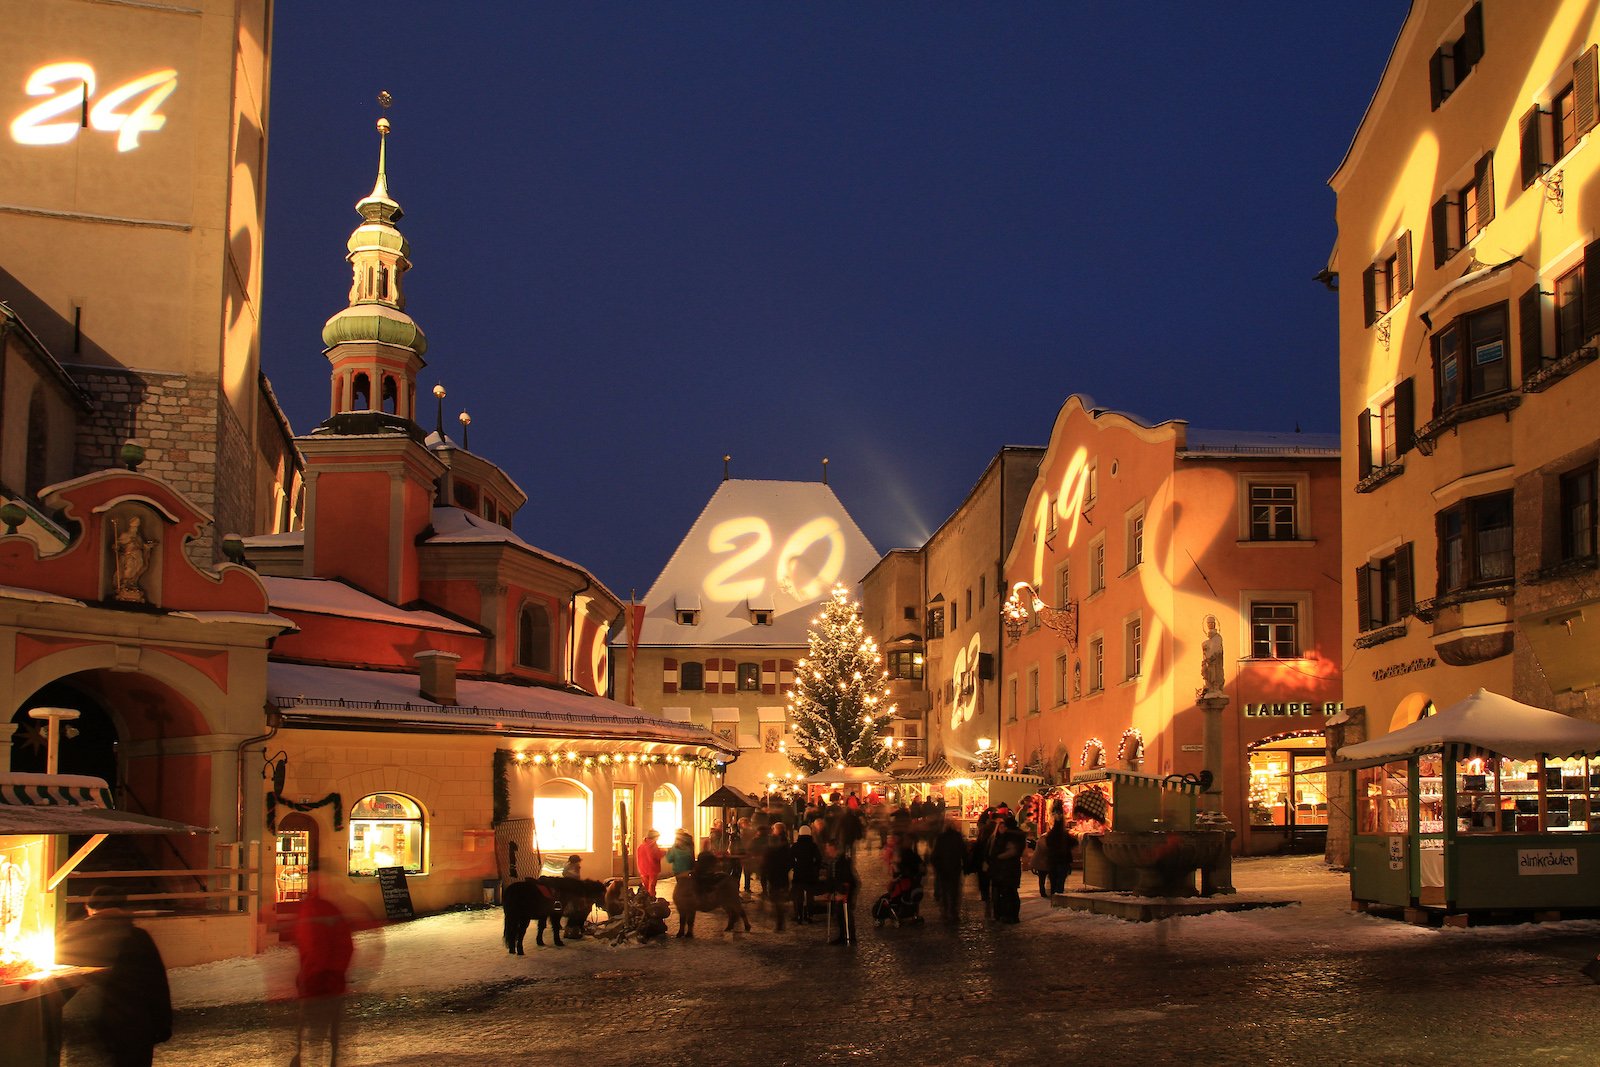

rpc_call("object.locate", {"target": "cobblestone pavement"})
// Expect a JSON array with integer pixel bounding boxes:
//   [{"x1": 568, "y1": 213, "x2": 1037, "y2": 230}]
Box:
[{"x1": 71, "y1": 856, "x2": 1600, "y2": 1067}]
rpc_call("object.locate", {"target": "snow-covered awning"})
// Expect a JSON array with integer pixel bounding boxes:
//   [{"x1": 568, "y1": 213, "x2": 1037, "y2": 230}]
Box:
[
  {"x1": 1070, "y1": 768, "x2": 1202, "y2": 795},
  {"x1": 1318, "y1": 688, "x2": 1600, "y2": 770},
  {"x1": 267, "y1": 661, "x2": 736, "y2": 755},
  {"x1": 0, "y1": 773, "x2": 211, "y2": 836}
]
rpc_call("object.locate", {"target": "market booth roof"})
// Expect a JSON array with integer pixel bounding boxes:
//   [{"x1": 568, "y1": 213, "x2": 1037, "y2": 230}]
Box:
[
  {"x1": 698, "y1": 785, "x2": 763, "y2": 809},
  {"x1": 1071, "y1": 768, "x2": 1201, "y2": 795},
  {"x1": 1312, "y1": 689, "x2": 1600, "y2": 773},
  {"x1": 799, "y1": 766, "x2": 888, "y2": 786},
  {"x1": 0, "y1": 773, "x2": 213, "y2": 835},
  {"x1": 892, "y1": 756, "x2": 957, "y2": 783}
]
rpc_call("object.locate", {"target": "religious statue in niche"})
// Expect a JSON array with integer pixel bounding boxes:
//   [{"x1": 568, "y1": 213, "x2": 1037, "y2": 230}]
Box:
[
  {"x1": 763, "y1": 726, "x2": 781, "y2": 753},
  {"x1": 1199, "y1": 614, "x2": 1226, "y2": 698},
  {"x1": 110, "y1": 515, "x2": 157, "y2": 603},
  {"x1": 1072, "y1": 660, "x2": 1082, "y2": 701}
]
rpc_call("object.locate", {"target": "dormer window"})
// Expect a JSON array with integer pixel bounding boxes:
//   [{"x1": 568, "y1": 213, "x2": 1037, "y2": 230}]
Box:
[
  {"x1": 747, "y1": 593, "x2": 775, "y2": 627},
  {"x1": 676, "y1": 609, "x2": 700, "y2": 626},
  {"x1": 752, "y1": 610, "x2": 772, "y2": 626}
]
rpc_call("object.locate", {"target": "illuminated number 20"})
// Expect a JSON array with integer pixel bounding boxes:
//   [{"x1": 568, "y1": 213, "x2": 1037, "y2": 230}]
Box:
[
  {"x1": 702, "y1": 516, "x2": 846, "y2": 604},
  {"x1": 11, "y1": 63, "x2": 178, "y2": 152}
]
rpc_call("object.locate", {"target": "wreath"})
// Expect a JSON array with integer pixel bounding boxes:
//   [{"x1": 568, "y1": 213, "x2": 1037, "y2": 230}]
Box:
[
  {"x1": 1117, "y1": 728, "x2": 1145, "y2": 764},
  {"x1": 1081, "y1": 737, "x2": 1106, "y2": 769}
]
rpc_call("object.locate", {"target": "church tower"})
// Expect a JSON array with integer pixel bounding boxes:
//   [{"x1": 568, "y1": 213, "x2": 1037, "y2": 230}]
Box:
[{"x1": 297, "y1": 106, "x2": 444, "y2": 604}]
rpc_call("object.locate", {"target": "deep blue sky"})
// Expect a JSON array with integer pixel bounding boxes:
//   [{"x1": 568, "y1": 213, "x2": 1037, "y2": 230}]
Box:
[{"x1": 261, "y1": 3, "x2": 1407, "y2": 600}]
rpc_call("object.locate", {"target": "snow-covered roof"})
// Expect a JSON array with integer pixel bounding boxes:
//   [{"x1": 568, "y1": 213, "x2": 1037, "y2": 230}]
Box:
[
  {"x1": 423, "y1": 507, "x2": 621, "y2": 606},
  {"x1": 259, "y1": 575, "x2": 479, "y2": 635},
  {"x1": 1182, "y1": 428, "x2": 1339, "y2": 458},
  {"x1": 630, "y1": 479, "x2": 878, "y2": 648},
  {"x1": 1336, "y1": 689, "x2": 1600, "y2": 763},
  {"x1": 267, "y1": 661, "x2": 734, "y2": 752},
  {"x1": 240, "y1": 530, "x2": 304, "y2": 548}
]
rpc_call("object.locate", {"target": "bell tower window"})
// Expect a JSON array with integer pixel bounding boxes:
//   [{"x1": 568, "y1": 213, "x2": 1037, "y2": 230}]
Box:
[
  {"x1": 352, "y1": 373, "x2": 371, "y2": 410},
  {"x1": 378, "y1": 267, "x2": 390, "y2": 300},
  {"x1": 382, "y1": 375, "x2": 398, "y2": 415}
]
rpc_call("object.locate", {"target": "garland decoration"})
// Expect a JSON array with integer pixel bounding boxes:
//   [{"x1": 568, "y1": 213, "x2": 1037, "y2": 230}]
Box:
[
  {"x1": 504, "y1": 750, "x2": 723, "y2": 773},
  {"x1": 492, "y1": 749, "x2": 513, "y2": 825},
  {"x1": 1117, "y1": 728, "x2": 1145, "y2": 764},
  {"x1": 1081, "y1": 737, "x2": 1106, "y2": 769},
  {"x1": 267, "y1": 791, "x2": 343, "y2": 833}
]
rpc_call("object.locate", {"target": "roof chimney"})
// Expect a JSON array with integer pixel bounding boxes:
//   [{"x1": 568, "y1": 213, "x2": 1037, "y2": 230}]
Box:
[{"x1": 415, "y1": 650, "x2": 461, "y2": 706}]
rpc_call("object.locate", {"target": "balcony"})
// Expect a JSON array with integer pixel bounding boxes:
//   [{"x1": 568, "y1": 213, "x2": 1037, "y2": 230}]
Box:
[{"x1": 1414, "y1": 393, "x2": 1521, "y2": 455}]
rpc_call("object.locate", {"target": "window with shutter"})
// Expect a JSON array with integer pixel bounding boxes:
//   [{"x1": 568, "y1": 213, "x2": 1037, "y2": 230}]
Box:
[
  {"x1": 1355, "y1": 564, "x2": 1372, "y2": 632},
  {"x1": 1576, "y1": 45, "x2": 1598, "y2": 139},
  {"x1": 1356, "y1": 409, "x2": 1373, "y2": 479},
  {"x1": 1520, "y1": 284, "x2": 1545, "y2": 379},
  {"x1": 1429, "y1": 3, "x2": 1484, "y2": 110},
  {"x1": 1431, "y1": 196, "x2": 1452, "y2": 266},
  {"x1": 1521, "y1": 104, "x2": 1547, "y2": 188},
  {"x1": 1396, "y1": 232, "x2": 1413, "y2": 297},
  {"x1": 1394, "y1": 378, "x2": 1415, "y2": 456}
]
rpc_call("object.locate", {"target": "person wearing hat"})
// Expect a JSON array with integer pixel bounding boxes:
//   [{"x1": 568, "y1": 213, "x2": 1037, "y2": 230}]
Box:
[
  {"x1": 56, "y1": 886, "x2": 173, "y2": 1066},
  {"x1": 562, "y1": 854, "x2": 583, "y2": 878},
  {"x1": 637, "y1": 828, "x2": 666, "y2": 897}
]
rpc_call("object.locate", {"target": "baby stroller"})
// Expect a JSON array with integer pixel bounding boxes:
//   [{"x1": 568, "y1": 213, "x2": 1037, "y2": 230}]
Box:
[{"x1": 871, "y1": 874, "x2": 925, "y2": 926}]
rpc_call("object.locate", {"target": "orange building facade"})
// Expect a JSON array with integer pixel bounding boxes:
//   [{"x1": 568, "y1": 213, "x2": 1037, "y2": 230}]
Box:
[{"x1": 1000, "y1": 397, "x2": 1344, "y2": 853}]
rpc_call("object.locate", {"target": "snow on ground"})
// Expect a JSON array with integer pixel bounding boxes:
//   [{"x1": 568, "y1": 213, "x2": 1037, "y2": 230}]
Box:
[{"x1": 170, "y1": 854, "x2": 1600, "y2": 1010}]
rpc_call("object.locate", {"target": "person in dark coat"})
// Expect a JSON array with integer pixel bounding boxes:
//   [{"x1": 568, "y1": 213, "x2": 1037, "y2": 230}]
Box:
[
  {"x1": 1045, "y1": 818, "x2": 1075, "y2": 897},
  {"x1": 790, "y1": 824, "x2": 823, "y2": 923},
  {"x1": 930, "y1": 818, "x2": 967, "y2": 923},
  {"x1": 987, "y1": 815, "x2": 1027, "y2": 923},
  {"x1": 973, "y1": 808, "x2": 997, "y2": 906},
  {"x1": 760, "y1": 823, "x2": 794, "y2": 931},
  {"x1": 56, "y1": 886, "x2": 173, "y2": 1067},
  {"x1": 823, "y1": 840, "x2": 859, "y2": 945},
  {"x1": 290, "y1": 874, "x2": 356, "y2": 1067}
]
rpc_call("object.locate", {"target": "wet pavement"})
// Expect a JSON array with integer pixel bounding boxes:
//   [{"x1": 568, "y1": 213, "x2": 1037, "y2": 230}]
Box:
[{"x1": 66, "y1": 855, "x2": 1600, "y2": 1066}]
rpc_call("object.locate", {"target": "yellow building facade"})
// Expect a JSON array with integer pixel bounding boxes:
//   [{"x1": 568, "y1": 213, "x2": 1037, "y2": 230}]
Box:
[{"x1": 1334, "y1": 1, "x2": 1600, "y2": 754}]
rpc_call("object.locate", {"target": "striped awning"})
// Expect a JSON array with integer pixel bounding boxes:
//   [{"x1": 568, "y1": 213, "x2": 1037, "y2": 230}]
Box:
[
  {"x1": 1, "y1": 777, "x2": 114, "y2": 809},
  {"x1": 893, "y1": 756, "x2": 957, "y2": 782},
  {"x1": 977, "y1": 772, "x2": 1046, "y2": 786},
  {"x1": 1070, "y1": 768, "x2": 1204, "y2": 796},
  {"x1": 0, "y1": 773, "x2": 210, "y2": 836}
]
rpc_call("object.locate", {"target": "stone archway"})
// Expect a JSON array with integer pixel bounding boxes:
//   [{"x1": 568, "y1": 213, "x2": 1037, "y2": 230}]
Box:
[{"x1": 8, "y1": 679, "x2": 119, "y2": 783}]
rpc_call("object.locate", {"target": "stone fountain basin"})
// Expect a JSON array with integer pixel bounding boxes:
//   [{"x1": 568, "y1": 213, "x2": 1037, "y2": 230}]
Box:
[{"x1": 1099, "y1": 829, "x2": 1228, "y2": 897}]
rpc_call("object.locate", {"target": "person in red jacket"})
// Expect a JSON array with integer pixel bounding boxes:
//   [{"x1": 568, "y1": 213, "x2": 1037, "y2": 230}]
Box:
[
  {"x1": 636, "y1": 828, "x2": 665, "y2": 897},
  {"x1": 291, "y1": 873, "x2": 355, "y2": 1067}
]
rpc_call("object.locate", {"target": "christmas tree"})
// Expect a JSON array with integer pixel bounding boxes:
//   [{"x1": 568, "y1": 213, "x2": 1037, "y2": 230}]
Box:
[{"x1": 786, "y1": 584, "x2": 898, "y2": 775}]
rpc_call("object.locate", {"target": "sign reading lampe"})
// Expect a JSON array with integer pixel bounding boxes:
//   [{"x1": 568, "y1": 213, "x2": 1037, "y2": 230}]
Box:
[{"x1": 1003, "y1": 581, "x2": 1079, "y2": 649}]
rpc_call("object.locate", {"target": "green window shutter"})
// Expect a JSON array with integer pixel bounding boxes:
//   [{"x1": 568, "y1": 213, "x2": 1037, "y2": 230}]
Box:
[
  {"x1": 1519, "y1": 284, "x2": 1543, "y2": 379},
  {"x1": 1576, "y1": 46, "x2": 1598, "y2": 138},
  {"x1": 1460, "y1": 3, "x2": 1484, "y2": 70},
  {"x1": 1519, "y1": 104, "x2": 1544, "y2": 189},
  {"x1": 1429, "y1": 49, "x2": 1447, "y2": 111},
  {"x1": 1475, "y1": 152, "x2": 1495, "y2": 232},
  {"x1": 1396, "y1": 231, "x2": 1413, "y2": 297},
  {"x1": 1395, "y1": 378, "x2": 1416, "y2": 456},
  {"x1": 1431, "y1": 196, "x2": 1450, "y2": 266},
  {"x1": 1357, "y1": 408, "x2": 1373, "y2": 479},
  {"x1": 1395, "y1": 543, "x2": 1415, "y2": 619},
  {"x1": 1363, "y1": 265, "x2": 1378, "y2": 326},
  {"x1": 1584, "y1": 238, "x2": 1600, "y2": 342},
  {"x1": 1355, "y1": 564, "x2": 1373, "y2": 632}
]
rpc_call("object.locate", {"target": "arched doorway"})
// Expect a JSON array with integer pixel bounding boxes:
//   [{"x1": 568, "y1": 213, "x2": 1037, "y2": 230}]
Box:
[
  {"x1": 275, "y1": 812, "x2": 318, "y2": 904},
  {"x1": 8, "y1": 680, "x2": 119, "y2": 783}
]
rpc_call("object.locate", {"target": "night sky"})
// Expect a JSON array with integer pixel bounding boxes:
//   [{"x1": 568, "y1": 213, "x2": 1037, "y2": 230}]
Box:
[{"x1": 261, "y1": 3, "x2": 1407, "y2": 601}]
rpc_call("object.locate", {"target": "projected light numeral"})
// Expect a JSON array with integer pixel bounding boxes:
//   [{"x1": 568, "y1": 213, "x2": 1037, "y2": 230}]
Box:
[
  {"x1": 1029, "y1": 447, "x2": 1094, "y2": 587},
  {"x1": 949, "y1": 633, "x2": 982, "y2": 731},
  {"x1": 702, "y1": 516, "x2": 846, "y2": 605},
  {"x1": 11, "y1": 64, "x2": 178, "y2": 152}
]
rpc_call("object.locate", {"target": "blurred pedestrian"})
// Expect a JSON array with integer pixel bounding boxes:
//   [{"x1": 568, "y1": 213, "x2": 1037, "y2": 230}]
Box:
[
  {"x1": 742, "y1": 819, "x2": 767, "y2": 896},
  {"x1": 988, "y1": 815, "x2": 1026, "y2": 924},
  {"x1": 761, "y1": 822, "x2": 794, "y2": 931},
  {"x1": 561, "y1": 854, "x2": 583, "y2": 878},
  {"x1": 637, "y1": 828, "x2": 665, "y2": 897},
  {"x1": 1029, "y1": 823, "x2": 1051, "y2": 898},
  {"x1": 1045, "y1": 818, "x2": 1075, "y2": 897},
  {"x1": 973, "y1": 808, "x2": 996, "y2": 908},
  {"x1": 665, "y1": 829, "x2": 695, "y2": 883},
  {"x1": 930, "y1": 818, "x2": 966, "y2": 923},
  {"x1": 290, "y1": 872, "x2": 355, "y2": 1067},
  {"x1": 823, "y1": 840, "x2": 858, "y2": 945},
  {"x1": 56, "y1": 886, "x2": 172, "y2": 1067},
  {"x1": 791, "y1": 824, "x2": 823, "y2": 924}
]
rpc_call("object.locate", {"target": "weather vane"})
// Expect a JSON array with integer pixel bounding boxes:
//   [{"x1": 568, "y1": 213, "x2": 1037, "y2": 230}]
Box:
[{"x1": 377, "y1": 90, "x2": 392, "y2": 134}]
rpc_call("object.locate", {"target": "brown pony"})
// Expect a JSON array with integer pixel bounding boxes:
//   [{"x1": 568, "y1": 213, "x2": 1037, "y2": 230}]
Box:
[
  {"x1": 502, "y1": 876, "x2": 605, "y2": 952},
  {"x1": 670, "y1": 871, "x2": 751, "y2": 937}
]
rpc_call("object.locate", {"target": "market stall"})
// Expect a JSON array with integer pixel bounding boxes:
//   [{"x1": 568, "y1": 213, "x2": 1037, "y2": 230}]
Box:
[
  {"x1": 0, "y1": 772, "x2": 211, "y2": 1067},
  {"x1": 1309, "y1": 689, "x2": 1600, "y2": 916},
  {"x1": 1067, "y1": 769, "x2": 1205, "y2": 890}
]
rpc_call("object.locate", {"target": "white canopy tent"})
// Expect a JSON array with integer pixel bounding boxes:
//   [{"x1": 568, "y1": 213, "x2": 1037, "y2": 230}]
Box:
[
  {"x1": 1333, "y1": 688, "x2": 1600, "y2": 765},
  {"x1": 799, "y1": 766, "x2": 888, "y2": 786}
]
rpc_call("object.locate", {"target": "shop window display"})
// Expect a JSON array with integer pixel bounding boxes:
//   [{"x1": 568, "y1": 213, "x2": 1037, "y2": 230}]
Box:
[
  {"x1": 1357, "y1": 762, "x2": 1410, "y2": 834},
  {"x1": 651, "y1": 784, "x2": 683, "y2": 839},
  {"x1": 533, "y1": 779, "x2": 591, "y2": 853},
  {"x1": 1454, "y1": 755, "x2": 1595, "y2": 833},
  {"x1": 348, "y1": 793, "x2": 424, "y2": 875},
  {"x1": 1246, "y1": 734, "x2": 1328, "y2": 827}
]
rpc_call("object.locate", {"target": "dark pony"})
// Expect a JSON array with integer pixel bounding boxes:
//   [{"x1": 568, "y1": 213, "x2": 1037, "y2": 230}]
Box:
[
  {"x1": 670, "y1": 870, "x2": 752, "y2": 937},
  {"x1": 502, "y1": 876, "x2": 606, "y2": 953}
]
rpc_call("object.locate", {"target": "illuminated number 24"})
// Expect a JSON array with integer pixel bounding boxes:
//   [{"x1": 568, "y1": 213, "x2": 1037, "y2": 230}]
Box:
[{"x1": 11, "y1": 63, "x2": 179, "y2": 152}]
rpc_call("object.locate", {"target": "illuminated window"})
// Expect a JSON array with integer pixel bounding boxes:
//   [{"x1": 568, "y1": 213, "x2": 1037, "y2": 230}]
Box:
[
  {"x1": 1553, "y1": 264, "x2": 1587, "y2": 361},
  {"x1": 1428, "y1": 2, "x2": 1482, "y2": 110},
  {"x1": 1560, "y1": 466, "x2": 1597, "y2": 562},
  {"x1": 1437, "y1": 492, "x2": 1513, "y2": 594},
  {"x1": 1088, "y1": 637, "x2": 1104, "y2": 693},
  {"x1": 1358, "y1": 544, "x2": 1414, "y2": 632},
  {"x1": 1026, "y1": 667, "x2": 1039, "y2": 716},
  {"x1": 737, "y1": 662, "x2": 761, "y2": 691},
  {"x1": 1124, "y1": 616, "x2": 1142, "y2": 678},
  {"x1": 926, "y1": 605, "x2": 945, "y2": 639},
  {"x1": 651, "y1": 783, "x2": 683, "y2": 839},
  {"x1": 1089, "y1": 538, "x2": 1106, "y2": 595},
  {"x1": 533, "y1": 779, "x2": 592, "y2": 853},
  {"x1": 1431, "y1": 153, "x2": 1494, "y2": 265},
  {"x1": 1249, "y1": 485, "x2": 1297, "y2": 541},
  {"x1": 1054, "y1": 653, "x2": 1069, "y2": 705},
  {"x1": 1249, "y1": 602, "x2": 1299, "y2": 659},
  {"x1": 887, "y1": 650, "x2": 924, "y2": 681},
  {"x1": 518, "y1": 603, "x2": 552, "y2": 671},
  {"x1": 1431, "y1": 303, "x2": 1508, "y2": 411},
  {"x1": 1247, "y1": 735, "x2": 1328, "y2": 829},
  {"x1": 679, "y1": 661, "x2": 705, "y2": 691},
  {"x1": 348, "y1": 793, "x2": 424, "y2": 875},
  {"x1": 1362, "y1": 232, "x2": 1412, "y2": 325}
]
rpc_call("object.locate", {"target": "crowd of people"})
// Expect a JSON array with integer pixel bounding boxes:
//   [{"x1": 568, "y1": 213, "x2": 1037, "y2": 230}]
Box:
[{"x1": 635, "y1": 791, "x2": 1079, "y2": 943}]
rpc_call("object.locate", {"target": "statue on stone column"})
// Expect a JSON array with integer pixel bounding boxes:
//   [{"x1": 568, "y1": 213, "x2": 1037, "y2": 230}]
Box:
[
  {"x1": 1199, "y1": 614, "x2": 1226, "y2": 698},
  {"x1": 111, "y1": 516, "x2": 157, "y2": 603}
]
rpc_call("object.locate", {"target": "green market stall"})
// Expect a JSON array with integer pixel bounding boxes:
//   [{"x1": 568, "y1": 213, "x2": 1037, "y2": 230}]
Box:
[{"x1": 1311, "y1": 689, "x2": 1600, "y2": 917}]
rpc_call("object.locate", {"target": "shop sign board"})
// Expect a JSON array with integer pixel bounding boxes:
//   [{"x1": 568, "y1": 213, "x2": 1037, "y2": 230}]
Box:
[
  {"x1": 375, "y1": 866, "x2": 415, "y2": 920},
  {"x1": 1516, "y1": 848, "x2": 1578, "y2": 876},
  {"x1": 1388, "y1": 836, "x2": 1404, "y2": 871},
  {"x1": 1243, "y1": 701, "x2": 1343, "y2": 718}
]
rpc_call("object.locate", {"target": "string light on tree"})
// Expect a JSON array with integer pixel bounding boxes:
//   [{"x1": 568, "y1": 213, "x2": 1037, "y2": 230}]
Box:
[{"x1": 785, "y1": 584, "x2": 898, "y2": 775}]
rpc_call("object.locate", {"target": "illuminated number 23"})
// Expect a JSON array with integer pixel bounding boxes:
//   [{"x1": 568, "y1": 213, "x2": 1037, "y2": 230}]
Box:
[
  {"x1": 10, "y1": 63, "x2": 178, "y2": 152},
  {"x1": 703, "y1": 516, "x2": 846, "y2": 604}
]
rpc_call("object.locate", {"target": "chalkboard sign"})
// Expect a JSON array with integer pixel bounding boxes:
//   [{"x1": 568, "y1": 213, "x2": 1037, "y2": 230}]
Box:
[{"x1": 375, "y1": 866, "x2": 415, "y2": 921}]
